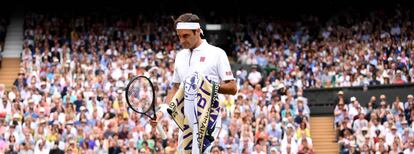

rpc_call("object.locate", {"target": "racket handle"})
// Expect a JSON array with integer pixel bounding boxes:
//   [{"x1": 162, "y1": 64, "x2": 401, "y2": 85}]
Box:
[{"x1": 157, "y1": 124, "x2": 167, "y2": 140}]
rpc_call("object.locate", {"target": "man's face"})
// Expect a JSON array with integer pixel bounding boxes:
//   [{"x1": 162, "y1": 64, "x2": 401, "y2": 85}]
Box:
[{"x1": 176, "y1": 29, "x2": 199, "y2": 49}]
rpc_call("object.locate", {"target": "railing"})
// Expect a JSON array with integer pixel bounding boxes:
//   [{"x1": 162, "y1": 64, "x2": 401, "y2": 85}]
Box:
[{"x1": 304, "y1": 83, "x2": 414, "y2": 115}]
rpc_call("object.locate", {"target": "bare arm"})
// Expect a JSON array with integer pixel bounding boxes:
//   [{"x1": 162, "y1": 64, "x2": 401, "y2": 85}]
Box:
[
  {"x1": 165, "y1": 83, "x2": 180, "y2": 103},
  {"x1": 218, "y1": 80, "x2": 237, "y2": 95}
]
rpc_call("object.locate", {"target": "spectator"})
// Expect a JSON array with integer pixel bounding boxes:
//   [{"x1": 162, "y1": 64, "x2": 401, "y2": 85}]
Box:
[{"x1": 247, "y1": 65, "x2": 262, "y2": 86}]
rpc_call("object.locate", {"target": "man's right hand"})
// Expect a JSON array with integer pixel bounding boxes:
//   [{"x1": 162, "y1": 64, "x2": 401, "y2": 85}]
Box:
[
  {"x1": 150, "y1": 111, "x2": 163, "y2": 127},
  {"x1": 150, "y1": 118, "x2": 158, "y2": 127}
]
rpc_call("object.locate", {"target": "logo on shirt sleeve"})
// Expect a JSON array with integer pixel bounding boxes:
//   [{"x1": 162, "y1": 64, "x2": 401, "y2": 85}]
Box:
[
  {"x1": 200, "y1": 56, "x2": 205, "y2": 62},
  {"x1": 225, "y1": 71, "x2": 233, "y2": 76}
]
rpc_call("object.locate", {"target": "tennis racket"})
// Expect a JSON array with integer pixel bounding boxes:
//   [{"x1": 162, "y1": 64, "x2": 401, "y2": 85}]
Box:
[{"x1": 125, "y1": 75, "x2": 167, "y2": 140}]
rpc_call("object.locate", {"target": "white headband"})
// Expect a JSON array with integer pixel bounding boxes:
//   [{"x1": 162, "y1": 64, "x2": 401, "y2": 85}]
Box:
[{"x1": 176, "y1": 22, "x2": 204, "y2": 35}]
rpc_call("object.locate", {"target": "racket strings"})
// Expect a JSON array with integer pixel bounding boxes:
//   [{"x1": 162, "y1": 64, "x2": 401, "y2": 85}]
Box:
[{"x1": 126, "y1": 77, "x2": 155, "y2": 116}]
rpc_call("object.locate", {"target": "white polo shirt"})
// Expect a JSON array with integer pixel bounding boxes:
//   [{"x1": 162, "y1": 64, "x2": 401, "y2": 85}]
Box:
[
  {"x1": 173, "y1": 39, "x2": 235, "y2": 84},
  {"x1": 172, "y1": 39, "x2": 234, "y2": 152}
]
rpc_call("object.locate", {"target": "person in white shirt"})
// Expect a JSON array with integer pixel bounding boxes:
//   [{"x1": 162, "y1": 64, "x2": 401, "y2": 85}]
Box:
[
  {"x1": 385, "y1": 125, "x2": 401, "y2": 146},
  {"x1": 353, "y1": 113, "x2": 368, "y2": 131},
  {"x1": 348, "y1": 97, "x2": 361, "y2": 119},
  {"x1": 280, "y1": 135, "x2": 298, "y2": 154},
  {"x1": 248, "y1": 65, "x2": 262, "y2": 86},
  {"x1": 34, "y1": 139, "x2": 50, "y2": 154},
  {"x1": 370, "y1": 118, "x2": 385, "y2": 137},
  {"x1": 151, "y1": 13, "x2": 237, "y2": 153},
  {"x1": 404, "y1": 141, "x2": 414, "y2": 154}
]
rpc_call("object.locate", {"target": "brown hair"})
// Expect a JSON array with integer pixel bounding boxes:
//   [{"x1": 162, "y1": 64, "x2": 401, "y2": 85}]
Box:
[{"x1": 173, "y1": 13, "x2": 200, "y2": 29}]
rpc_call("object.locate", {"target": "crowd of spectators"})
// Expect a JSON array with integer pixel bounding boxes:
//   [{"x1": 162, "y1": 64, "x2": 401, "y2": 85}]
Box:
[
  {"x1": 1, "y1": 7, "x2": 414, "y2": 154},
  {"x1": 0, "y1": 12, "x2": 313, "y2": 154},
  {"x1": 232, "y1": 9, "x2": 414, "y2": 94},
  {"x1": 334, "y1": 92, "x2": 414, "y2": 153}
]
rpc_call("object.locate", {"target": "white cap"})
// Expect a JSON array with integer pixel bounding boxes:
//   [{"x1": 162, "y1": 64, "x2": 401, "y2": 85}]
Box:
[
  {"x1": 13, "y1": 113, "x2": 19, "y2": 119},
  {"x1": 39, "y1": 107, "x2": 45, "y2": 113},
  {"x1": 39, "y1": 119, "x2": 46, "y2": 123},
  {"x1": 362, "y1": 127, "x2": 368, "y2": 131},
  {"x1": 350, "y1": 96, "x2": 356, "y2": 102},
  {"x1": 117, "y1": 89, "x2": 123, "y2": 94},
  {"x1": 276, "y1": 83, "x2": 285, "y2": 90}
]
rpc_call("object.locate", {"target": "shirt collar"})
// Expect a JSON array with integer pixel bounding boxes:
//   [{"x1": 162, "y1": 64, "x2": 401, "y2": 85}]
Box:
[{"x1": 192, "y1": 39, "x2": 208, "y2": 51}]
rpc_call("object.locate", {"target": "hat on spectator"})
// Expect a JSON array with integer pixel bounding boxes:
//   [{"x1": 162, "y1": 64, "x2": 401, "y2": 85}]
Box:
[
  {"x1": 350, "y1": 96, "x2": 356, "y2": 102},
  {"x1": 271, "y1": 81, "x2": 278, "y2": 88},
  {"x1": 380, "y1": 101, "x2": 386, "y2": 105},
  {"x1": 236, "y1": 70, "x2": 241, "y2": 76},
  {"x1": 270, "y1": 147, "x2": 278, "y2": 152},
  {"x1": 402, "y1": 120, "x2": 408, "y2": 125},
  {"x1": 391, "y1": 125, "x2": 397, "y2": 130},
  {"x1": 117, "y1": 89, "x2": 123, "y2": 94},
  {"x1": 408, "y1": 94, "x2": 413, "y2": 99},
  {"x1": 380, "y1": 94, "x2": 386, "y2": 99},
  {"x1": 39, "y1": 107, "x2": 45, "y2": 113},
  {"x1": 0, "y1": 112, "x2": 6, "y2": 119},
  {"x1": 13, "y1": 113, "x2": 20, "y2": 119},
  {"x1": 236, "y1": 93, "x2": 245, "y2": 99},
  {"x1": 362, "y1": 127, "x2": 368, "y2": 131},
  {"x1": 337, "y1": 91, "x2": 344, "y2": 95},
  {"x1": 276, "y1": 83, "x2": 285, "y2": 90},
  {"x1": 39, "y1": 119, "x2": 46, "y2": 124}
]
